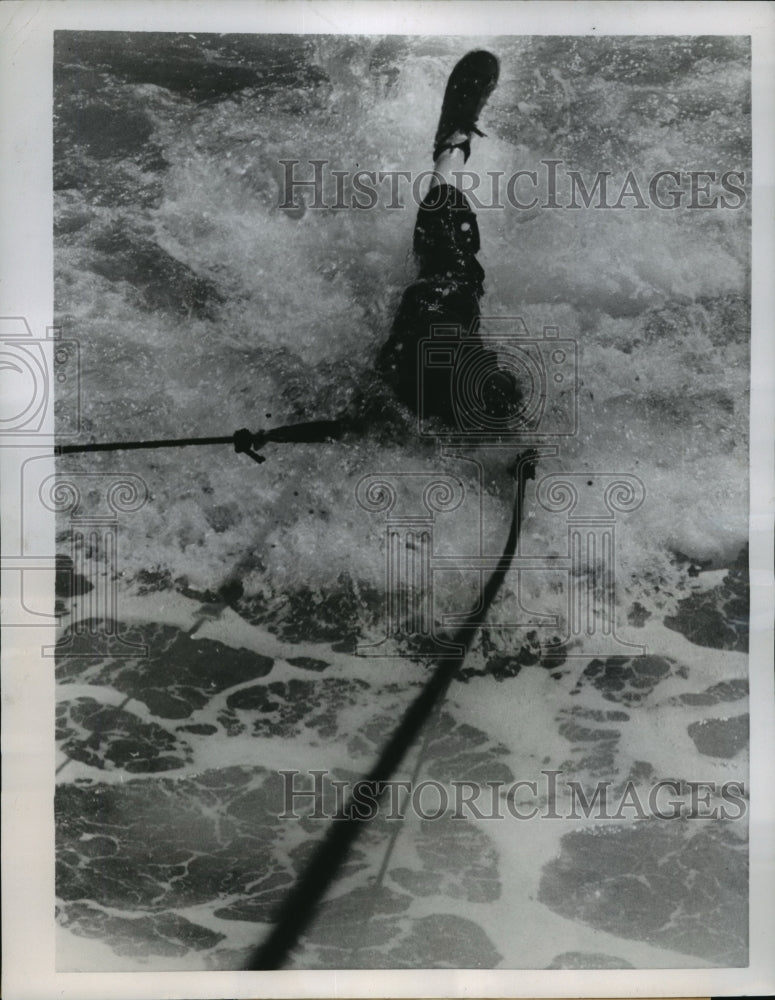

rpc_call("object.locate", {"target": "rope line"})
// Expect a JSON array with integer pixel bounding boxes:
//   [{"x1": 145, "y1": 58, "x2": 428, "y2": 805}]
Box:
[
  {"x1": 245, "y1": 449, "x2": 538, "y2": 972},
  {"x1": 372, "y1": 701, "x2": 443, "y2": 891},
  {"x1": 344, "y1": 694, "x2": 447, "y2": 958},
  {"x1": 52, "y1": 405, "x2": 538, "y2": 970},
  {"x1": 56, "y1": 415, "x2": 358, "y2": 459}
]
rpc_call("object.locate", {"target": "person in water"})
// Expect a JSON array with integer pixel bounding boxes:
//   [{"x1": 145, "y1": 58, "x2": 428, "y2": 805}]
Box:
[
  {"x1": 237, "y1": 51, "x2": 518, "y2": 460},
  {"x1": 376, "y1": 50, "x2": 520, "y2": 431}
]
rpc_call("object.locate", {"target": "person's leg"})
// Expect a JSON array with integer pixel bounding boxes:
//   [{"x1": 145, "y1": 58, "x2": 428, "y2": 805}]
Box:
[
  {"x1": 377, "y1": 50, "x2": 516, "y2": 431},
  {"x1": 378, "y1": 181, "x2": 483, "y2": 425}
]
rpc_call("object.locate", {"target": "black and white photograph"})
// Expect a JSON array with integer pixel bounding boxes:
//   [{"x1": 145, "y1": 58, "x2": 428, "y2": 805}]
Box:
[{"x1": 1, "y1": 2, "x2": 774, "y2": 997}]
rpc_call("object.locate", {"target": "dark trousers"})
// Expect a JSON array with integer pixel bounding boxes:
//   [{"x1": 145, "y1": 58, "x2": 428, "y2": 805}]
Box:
[{"x1": 377, "y1": 183, "x2": 513, "y2": 430}]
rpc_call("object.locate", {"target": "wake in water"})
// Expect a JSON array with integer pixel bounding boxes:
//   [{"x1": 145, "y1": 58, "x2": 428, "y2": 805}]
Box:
[{"x1": 53, "y1": 33, "x2": 750, "y2": 972}]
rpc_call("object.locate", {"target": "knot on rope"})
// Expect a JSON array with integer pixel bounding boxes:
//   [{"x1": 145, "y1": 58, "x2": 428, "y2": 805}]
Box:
[{"x1": 233, "y1": 428, "x2": 266, "y2": 465}]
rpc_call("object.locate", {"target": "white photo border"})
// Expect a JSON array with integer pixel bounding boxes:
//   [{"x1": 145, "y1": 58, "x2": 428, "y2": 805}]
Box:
[{"x1": 1, "y1": 2, "x2": 773, "y2": 997}]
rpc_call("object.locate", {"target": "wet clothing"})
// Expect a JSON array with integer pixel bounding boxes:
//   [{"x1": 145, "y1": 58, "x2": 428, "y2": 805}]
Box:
[{"x1": 377, "y1": 182, "x2": 516, "y2": 430}]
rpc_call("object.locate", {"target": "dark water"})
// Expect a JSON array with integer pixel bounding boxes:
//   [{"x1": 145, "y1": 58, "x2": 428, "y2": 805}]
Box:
[{"x1": 54, "y1": 32, "x2": 749, "y2": 971}]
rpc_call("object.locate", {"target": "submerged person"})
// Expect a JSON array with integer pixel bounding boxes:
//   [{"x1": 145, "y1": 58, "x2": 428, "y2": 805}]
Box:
[
  {"x1": 237, "y1": 51, "x2": 519, "y2": 461},
  {"x1": 375, "y1": 49, "x2": 521, "y2": 432}
]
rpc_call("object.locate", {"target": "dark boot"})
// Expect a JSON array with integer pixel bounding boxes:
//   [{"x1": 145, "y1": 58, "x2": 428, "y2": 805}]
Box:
[{"x1": 433, "y1": 50, "x2": 500, "y2": 162}]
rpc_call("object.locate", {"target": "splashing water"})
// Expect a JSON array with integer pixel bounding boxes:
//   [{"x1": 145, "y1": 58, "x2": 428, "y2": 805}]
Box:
[{"x1": 54, "y1": 33, "x2": 750, "y2": 972}]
